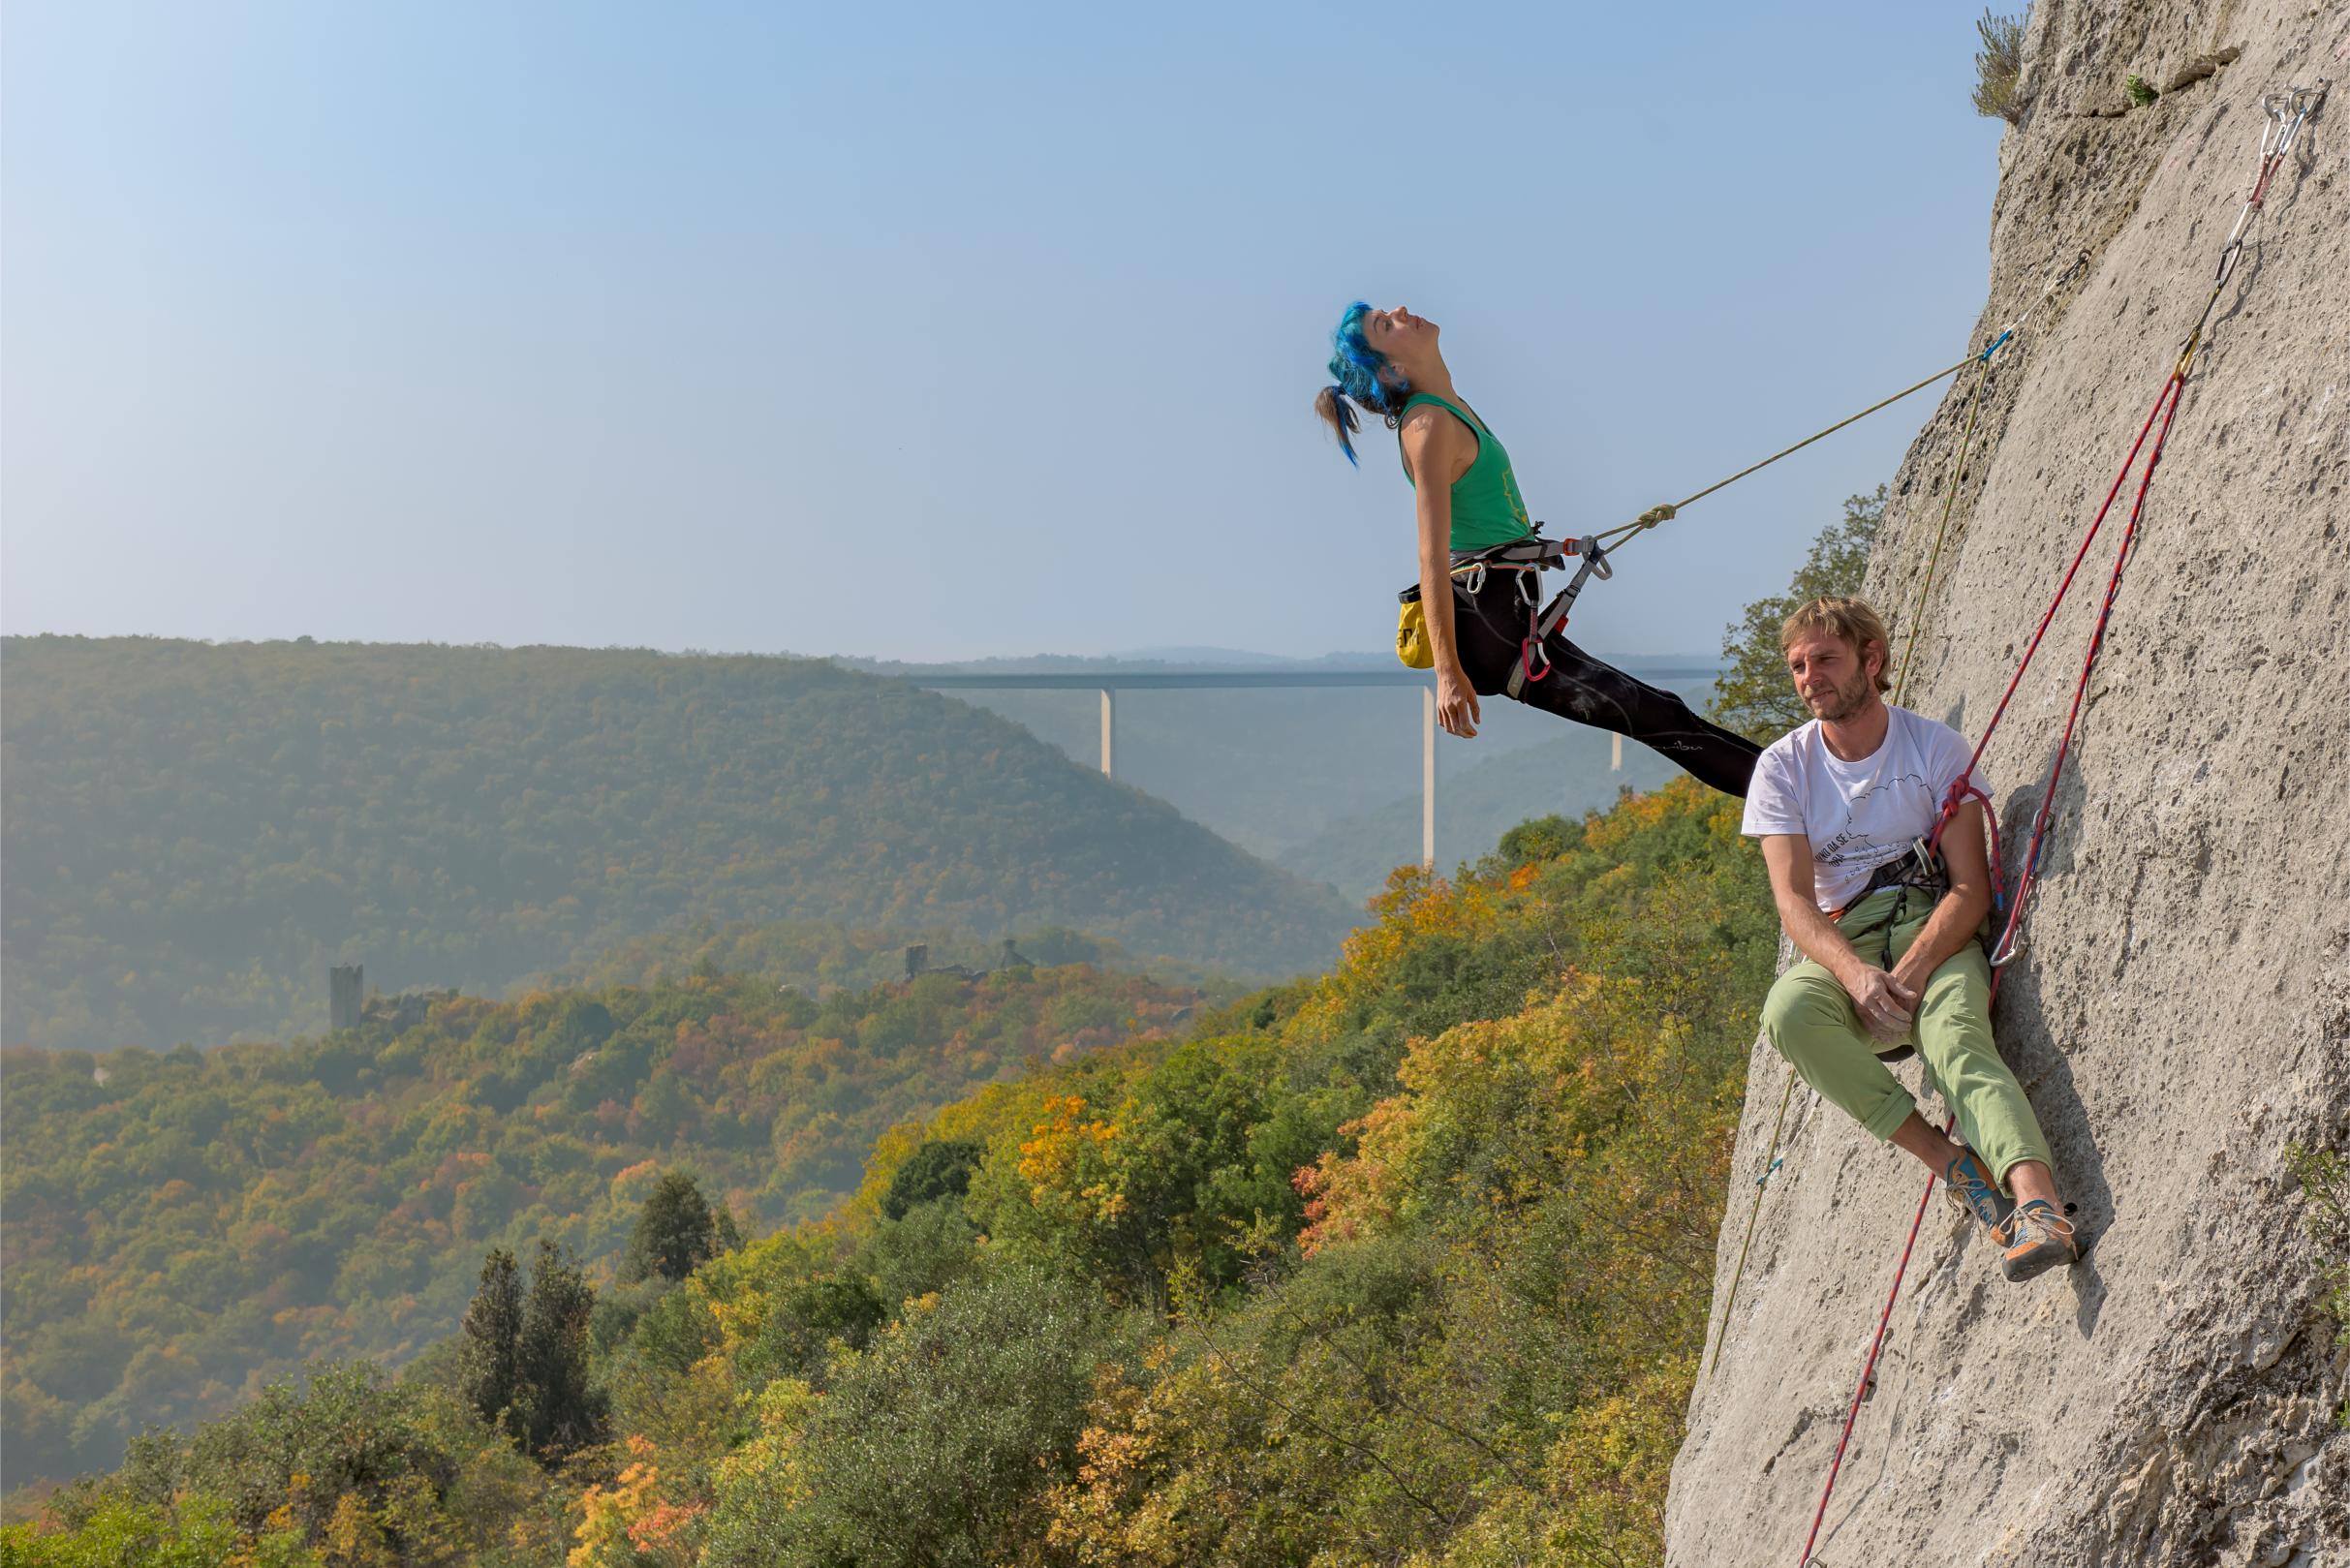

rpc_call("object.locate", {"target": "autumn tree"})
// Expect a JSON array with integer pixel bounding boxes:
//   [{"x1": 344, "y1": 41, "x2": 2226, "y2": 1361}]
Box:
[{"x1": 756, "y1": 1264, "x2": 1117, "y2": 1568}]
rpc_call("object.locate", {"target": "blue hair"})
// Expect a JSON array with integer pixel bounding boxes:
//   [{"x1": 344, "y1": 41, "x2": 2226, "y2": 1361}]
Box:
[{"x1": 1315, "y1": 299, "x2": 1410, "y2": 466}]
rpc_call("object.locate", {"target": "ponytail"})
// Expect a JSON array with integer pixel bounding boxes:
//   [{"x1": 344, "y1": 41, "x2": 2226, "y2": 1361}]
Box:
[
  {"x1": 1315, "y1": 299, "x2": 1410, "y2": 466},
  {"x1": 1314, "y1": 384, "x2": 1363, "y2": 466}
]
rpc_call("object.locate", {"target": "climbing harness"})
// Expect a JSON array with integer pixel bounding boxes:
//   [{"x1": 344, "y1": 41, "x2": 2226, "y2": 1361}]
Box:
[
  {"x1": 1395, "y1": 530, "x2": 1595, "y2": 670},
  {"x1": 1794, "y1": 79, "x2": 2327, "y2": 1568},
  {"x1": 1830, "y1": 841, "x2": 1953, "y2": 927},
  {"x1": 1499, "y1": 531, "x2": 1620, "y2": 697}
]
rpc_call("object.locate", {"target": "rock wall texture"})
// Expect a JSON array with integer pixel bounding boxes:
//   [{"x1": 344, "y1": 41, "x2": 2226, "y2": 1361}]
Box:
[{"x1": 1667, "y1": 4, "x2": 2348, "y2": 1565}]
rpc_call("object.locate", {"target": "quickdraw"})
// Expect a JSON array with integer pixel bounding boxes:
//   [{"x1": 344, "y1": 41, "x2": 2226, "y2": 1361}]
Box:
[{"x1": 1502, "y1": 534, "x2": 1614, "y2": 697}]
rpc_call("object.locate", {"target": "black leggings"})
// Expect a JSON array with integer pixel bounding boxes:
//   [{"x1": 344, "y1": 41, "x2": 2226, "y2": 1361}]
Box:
[{"x1": 1449, "y1": 568, "x2": 1760, "y2": 798}]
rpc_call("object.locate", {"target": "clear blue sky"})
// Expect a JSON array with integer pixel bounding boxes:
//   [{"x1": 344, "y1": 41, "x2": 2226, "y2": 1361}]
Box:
[{"x1": 3, "y1": 1, "x2": 2009, "y2": 661}]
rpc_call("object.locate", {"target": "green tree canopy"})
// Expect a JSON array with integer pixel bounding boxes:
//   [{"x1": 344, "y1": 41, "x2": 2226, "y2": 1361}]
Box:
[
  {"x1": 879, "y1": 1139, "x2": 984, "y2": 1222},
  {"x1": 1711, "y1": 486, "x2": 1885, "y2": 740},
  {"x1": 726, "y1": 1263, "x2": 1116, "y2": 1568},
  {"x1": 513, "y1": 1241, "x2": 603, "y2": 1464},
  {"x1": 619, "y1": 1171, "x2": 722, "y2": 1285},
  {"x1": 456, "y1": 1248, "x2": 523, "y2": 1435}
]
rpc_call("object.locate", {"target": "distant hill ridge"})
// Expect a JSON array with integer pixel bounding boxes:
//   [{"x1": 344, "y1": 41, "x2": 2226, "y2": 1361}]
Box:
[{"x1": 0, "y1": 636, "x2": 1356, "y2": 1048}]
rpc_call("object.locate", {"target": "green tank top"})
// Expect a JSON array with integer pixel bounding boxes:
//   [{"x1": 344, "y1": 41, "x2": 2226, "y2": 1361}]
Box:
[{"x1": 1399, "y1": 391, "x2": 1533, "y2": 552}]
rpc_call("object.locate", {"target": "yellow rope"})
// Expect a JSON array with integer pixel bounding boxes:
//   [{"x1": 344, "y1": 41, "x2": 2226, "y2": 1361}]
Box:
[
  {"x1": 1706, "y1": 1066, "x2": 1797, "y2": 1379},
  {"x1": 1891, "y1": 355, "x2": 1995, "y2": 705},
  {"x1": 1588, "y1": 354, "x2": 1979, "y2": 554}
]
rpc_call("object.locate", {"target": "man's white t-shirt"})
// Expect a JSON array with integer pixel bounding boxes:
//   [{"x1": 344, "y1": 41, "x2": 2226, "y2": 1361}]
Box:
[{"x1": 1740, "y1": 705, "x2": 1988, "y2": 912}]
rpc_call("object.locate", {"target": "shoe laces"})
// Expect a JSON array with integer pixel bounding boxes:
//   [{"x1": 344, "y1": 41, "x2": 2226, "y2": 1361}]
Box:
[
  {"x1": 1999, "y1": 1198, "x2": 2073, "y2": 1248},
  {"x1": 1941, "y1": 1151, "x2": 2004, "y2": 1224}
]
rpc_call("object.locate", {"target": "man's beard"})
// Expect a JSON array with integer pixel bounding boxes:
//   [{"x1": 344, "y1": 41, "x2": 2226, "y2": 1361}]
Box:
[{"x1": 1809, "y1": 670, "x2": 1875, "y2": 723}]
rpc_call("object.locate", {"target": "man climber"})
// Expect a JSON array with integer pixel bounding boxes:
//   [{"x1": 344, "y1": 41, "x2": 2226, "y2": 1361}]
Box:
[{"x1": 1743, "y1": 596, "x2": 2078, "y2": 1282}]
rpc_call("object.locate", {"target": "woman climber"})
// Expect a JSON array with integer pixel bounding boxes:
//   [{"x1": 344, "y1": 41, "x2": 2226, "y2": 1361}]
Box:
[{"x1": 1314, "y1": 300, "x2": 1760, "y2": 796}]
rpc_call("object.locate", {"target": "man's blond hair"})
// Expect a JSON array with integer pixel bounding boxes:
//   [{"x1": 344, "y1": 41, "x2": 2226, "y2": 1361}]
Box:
[{"x1": 1780, "y1": 596, "x2": 1893, "y2": 694}]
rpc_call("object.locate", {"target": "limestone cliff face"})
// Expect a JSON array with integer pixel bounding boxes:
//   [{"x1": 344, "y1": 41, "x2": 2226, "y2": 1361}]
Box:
[{"x1": 1666, "y1": 3, "x2": 2348, "y2": 1563}]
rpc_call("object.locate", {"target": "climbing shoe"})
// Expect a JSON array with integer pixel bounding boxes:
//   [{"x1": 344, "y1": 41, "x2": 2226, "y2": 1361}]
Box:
[
  {"x1": 1939, "y1": 1146, "x2": 2015, "y2": 1233},
  {"x1": 1994, "y1": 1198, "x2": 2080, "y2": 1282}
]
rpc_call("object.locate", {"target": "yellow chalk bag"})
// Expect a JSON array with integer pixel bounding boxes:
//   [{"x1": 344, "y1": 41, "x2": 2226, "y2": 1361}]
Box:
[{"x1": 1394, "y1": 587, "x2": 1434, "y2": 669}]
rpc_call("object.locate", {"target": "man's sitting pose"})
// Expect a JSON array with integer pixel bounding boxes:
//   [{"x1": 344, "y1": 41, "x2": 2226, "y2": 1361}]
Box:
[{"x1": 1742, "y1": 596, "x2": 2078, "y2": 1282}]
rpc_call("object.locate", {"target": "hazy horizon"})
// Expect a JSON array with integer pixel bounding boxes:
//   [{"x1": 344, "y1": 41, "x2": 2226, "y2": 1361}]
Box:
[{"x1": 4, "y1": 628, "x2": 1728, "y2": 669}]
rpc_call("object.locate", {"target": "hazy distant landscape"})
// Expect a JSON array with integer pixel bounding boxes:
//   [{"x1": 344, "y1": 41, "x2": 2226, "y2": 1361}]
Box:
[
  {"x1": 1, "y1": 636, "x2": 1713, "y2": 1051},
  {"x1": 850, "y1": 648, "x2": 1714, "y2": 890},
  {"x1": 0, "y1": 637, "x2": 1361, "y2": 1050}
]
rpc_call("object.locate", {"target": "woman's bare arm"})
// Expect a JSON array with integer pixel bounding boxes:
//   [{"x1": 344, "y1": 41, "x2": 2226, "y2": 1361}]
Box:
[{"x1": 1401, "y1": 407, "x2": 1481, "y2": 737}]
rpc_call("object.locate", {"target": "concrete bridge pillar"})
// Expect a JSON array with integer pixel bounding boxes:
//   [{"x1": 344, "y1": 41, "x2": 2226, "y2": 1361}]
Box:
[{"x1": 1422, "y1": 685, "x2": 1438, "y2": 870}]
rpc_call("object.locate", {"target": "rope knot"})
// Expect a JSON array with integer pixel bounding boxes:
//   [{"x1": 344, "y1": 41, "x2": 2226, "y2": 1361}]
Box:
[
  {"x1": 1634, "y1": 503, "x2": 1677, "y2": 530},
  {"x1": 2174, "y1": 329, "x2": 2203, "y2": 381}
]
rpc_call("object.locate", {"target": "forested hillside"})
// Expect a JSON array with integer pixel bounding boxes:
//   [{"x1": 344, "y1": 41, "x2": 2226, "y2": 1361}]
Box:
[
  {"x1": 7, "y1": 778, "x2": 1779, "y2": 1565},
  {"x1": 0, "y1": 637, "x2": 1356, "y2": 1047},
  {"x1": 535, "y1": 917, "x2": 1227, "y2": 999},
  {"x1": 0, "y1": 959, "x2": 1203, "y2": 1485}
]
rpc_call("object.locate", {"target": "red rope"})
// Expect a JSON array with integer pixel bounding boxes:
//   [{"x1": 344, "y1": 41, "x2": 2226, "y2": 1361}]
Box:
[
  {"x1": 1799, "y1": 1159, "x2": 1940, "y2": 1564},
  {"x1": 1794, "y1": 115, "x2": 2314, "y2": 1562},
  {"x1": 1992, "y1": 372, "x2": 2184, "y2": 959},
  {"x1": 1798, "y1": 368, "x2": 2187, "y2": 1566},
  {"x1": 1955, "y1": 372, "x2": 2180, "y2": 784}
]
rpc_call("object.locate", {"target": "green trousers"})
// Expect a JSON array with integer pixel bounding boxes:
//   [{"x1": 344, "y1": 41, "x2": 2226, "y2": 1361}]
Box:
[{"x1": 1761, "y1": 887, "x2": 2053, "y2": 1189}]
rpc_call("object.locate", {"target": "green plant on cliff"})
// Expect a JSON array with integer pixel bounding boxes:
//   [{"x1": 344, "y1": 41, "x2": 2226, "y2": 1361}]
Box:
[
  {"x1": 1711, "y1": 486, "x2": 1885, "y2": 741},
  {"x1": 2284, "y1": 1145, "x2": 2350, "y2": 1340},
  {"x1": 2283, "y1": 1143, "x2": 2350, "y2": 1427},
  {"x1": 1971, "y1": 10, "x2": 2027, "y2": 124}
]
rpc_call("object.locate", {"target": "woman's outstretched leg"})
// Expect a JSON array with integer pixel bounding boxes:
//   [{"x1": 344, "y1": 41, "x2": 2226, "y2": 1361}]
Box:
[
  {"x1": 1518, "y1": 634, "x2": 1761, "y2": 797},
  {"x1": 1447, "y1": 571, "x2": 1759, "y2": 796}
]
